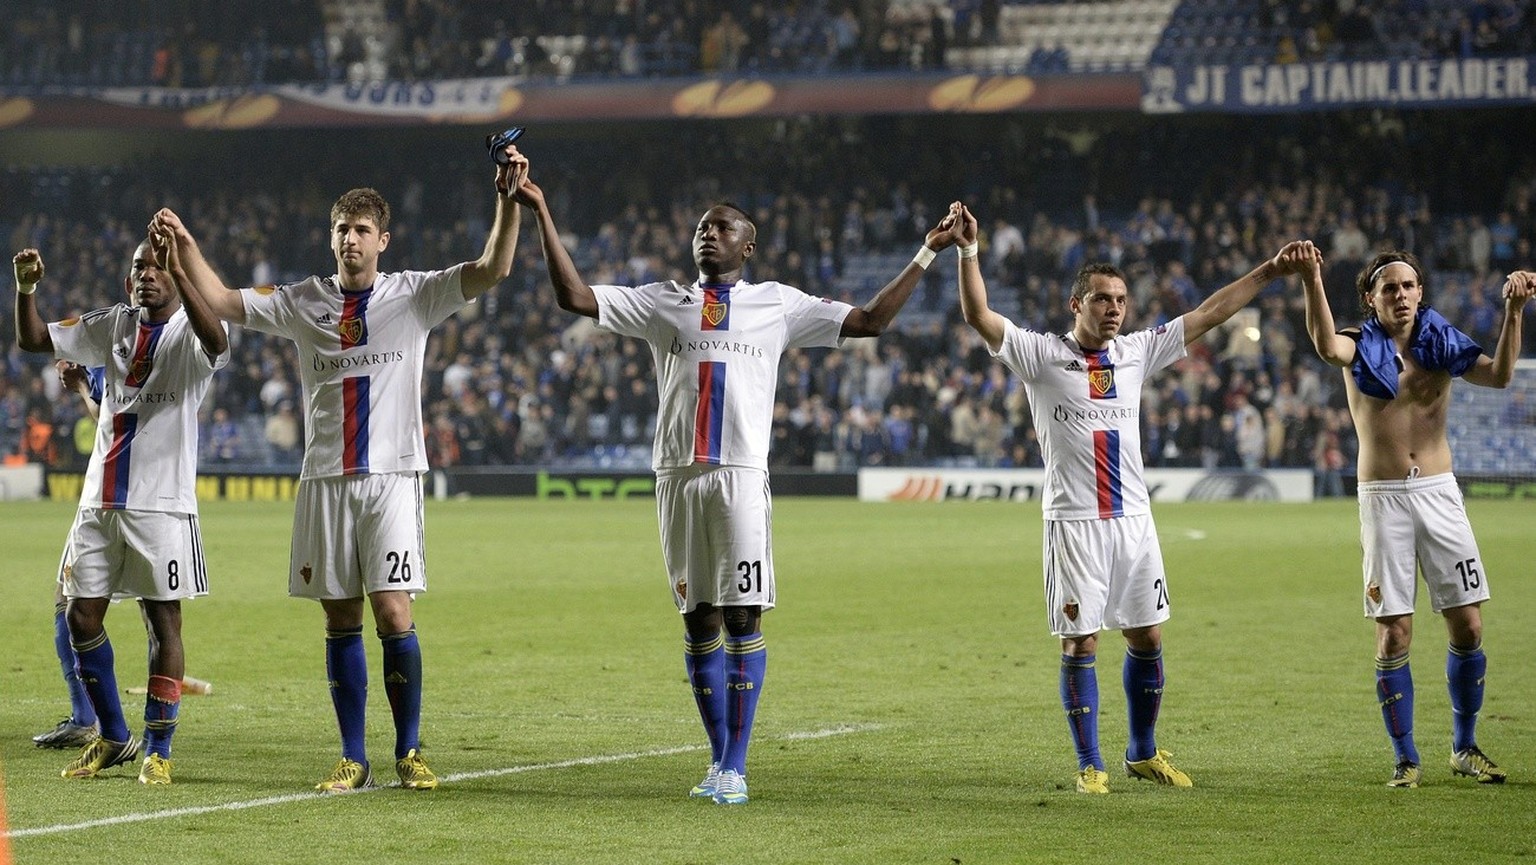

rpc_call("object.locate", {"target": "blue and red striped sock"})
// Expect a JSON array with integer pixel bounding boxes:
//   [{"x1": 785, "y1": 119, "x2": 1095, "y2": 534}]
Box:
[
  {"x1": 685, "y1": 634, "x2": 727, "y2": 766},
  {"x1": 720, "y1": 634, "x2": 766, "y2": 777},
  {"x1": 381, "y1": 627, "x2": 423, "y2": 759},
  {"x1": 1061, "y1": 654, "x2": 1102, "y2": 771},
  {"x1": 1123, "y1": 647, "x2": 1164, "y2": 762},
  {"x1": 143, "y1": 675, "x2": 181, "y2": 758},
  {"x1": 1376, "y1": 652, "x2": 1419, "y2": 765},
  {"x1": 1446, "y1": 643, "x2": 1486, "y2": 753},
  {"x1": 72, "y1": 630, "x2": 129, "y2": 742},
  {"x1": 56, "y1": 604, "x2": 96, "y2": 726},
  {"x1": 325, "y1": 625, "x2": 368, "y2": 764}
]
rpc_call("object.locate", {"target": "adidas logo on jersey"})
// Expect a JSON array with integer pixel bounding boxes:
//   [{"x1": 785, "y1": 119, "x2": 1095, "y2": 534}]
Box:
[
  {"x1": 315, "y1": 313, "x2": 335, "y2": 325},
  {"x1": 678, "y1": 296, "x2": 694, "y2": 305},
  {"x1": 1063, "y1": 360, "x2": 1085, "y2": 372}
]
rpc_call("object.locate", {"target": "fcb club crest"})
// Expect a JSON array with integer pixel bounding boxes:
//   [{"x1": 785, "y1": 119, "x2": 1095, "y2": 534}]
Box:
[
  {"x1": 1063, "y1": 600, "x2": 1079, "y2": 622},
  {"x1": 674, "y1": 578, "x2": 688, "y2": 601},
  {"x1": 1088, "y1": 368, "x2": 1115, "y2": 397},
  {"x1": 128, "y1": 356, "x2": 153, "y2": 384},
  {"x1": 125, "y1": 323, "x2": 163, "y2": 388},
  {"x1": 339, "y1": 290, "x2": 372, "y2": 348},
  {"x1": 338, "y1": 315, "x2": 366, "y2": 347},
  {"x1": 1366, "y1": 582, "x2": 1382, "y2": 605},
  {"x1": 700, "y1": 285, "x2": 731, "y2": 331},
  {"x1": 301, "y1": 563, "x2": 314, "y2": 585}
]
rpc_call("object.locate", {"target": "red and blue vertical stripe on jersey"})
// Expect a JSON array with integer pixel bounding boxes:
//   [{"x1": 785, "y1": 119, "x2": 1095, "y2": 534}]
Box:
[
  {"x1": 693, "y1": 285, "x2": 730, "y2": 463},
  {"x1": 339, "y1": 289, "x2": 372, "y2": 472},
  {"x1": 339, "y1": 290, "x2": 372, "y2": 349},
  {"x1": 694, "y1": 362, "x2": 726, "y2": 464},
  {"x1": 99, "y1": 412, "x2": 138, "y2": 509},
  {"x1": 1085, "y1": 349, "x2": 1124, "y2": 519},
  {"x1": 123, "y1": 320, "x2": 165, "y2": 388},
  {"x1": 342, "y1": 376, "x2": 371, "y2": 473}
]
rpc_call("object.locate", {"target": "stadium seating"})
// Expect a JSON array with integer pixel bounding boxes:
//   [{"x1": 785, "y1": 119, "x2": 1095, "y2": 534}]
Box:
[
  {"x1": 946, "y1": 0, "x2": 1179, "y2": 73},
  {"x1": 1447, "y1": 364, "x2": 1536, "y2": 475},
  {"x1": 3, "y1": 4, "x2": 1534, "y2": 479}
]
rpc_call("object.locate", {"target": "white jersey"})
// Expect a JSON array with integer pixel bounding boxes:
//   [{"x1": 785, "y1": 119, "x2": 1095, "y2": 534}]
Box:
[
  {"x1": 49, "y1": 305, "x2": 228, "y2": 513},
  {"x1": 240, "y1": 265, "x2": 468, "y2": 480},
  {"x1": 993, "y1": 316, "x2": 1187, "y2": 521},
  {"x1": 592, "y1": 279, "x2": 851, "y2": 471}
]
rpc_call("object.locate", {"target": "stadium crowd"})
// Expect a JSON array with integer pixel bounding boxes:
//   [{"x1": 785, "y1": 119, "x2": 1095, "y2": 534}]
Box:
[
  {"x1": 3, "y1": 111, "x2": 1534, "y2": 494},
  {"x1": 3, "y1": 0, "x2": 1531, "y2": 87}
]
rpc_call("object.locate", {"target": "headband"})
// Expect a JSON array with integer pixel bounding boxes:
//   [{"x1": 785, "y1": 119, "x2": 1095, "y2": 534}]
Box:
[{"x1": 1367, "y1": 261, "x2": 1414, "y2": 288}]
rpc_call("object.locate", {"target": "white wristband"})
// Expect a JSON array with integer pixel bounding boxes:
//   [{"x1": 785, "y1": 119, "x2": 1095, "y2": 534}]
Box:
[
  {"x1": 912, "y1": 245, "x2": 937, "y2": 270},
  {"x1": 16, "y1": 282, "x2": 36, "y2": 295},
  {"x1": 958, "y1": 242, "x2": 979, "y2": 260}
]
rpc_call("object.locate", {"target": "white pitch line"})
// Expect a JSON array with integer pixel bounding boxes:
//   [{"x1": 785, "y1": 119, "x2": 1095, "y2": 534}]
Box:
[{"x1": 10, "y1": 723, "x2": 880, "y2": 839}]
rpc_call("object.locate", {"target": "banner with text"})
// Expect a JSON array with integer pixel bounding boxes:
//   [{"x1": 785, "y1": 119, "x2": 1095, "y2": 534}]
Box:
[
  {"x1": 1142, "y1": 56, "x2": 1535, "y2": 113},
  {"x1": 859, "y1": 467, "x2": 1314, "y2": 503},
  {"x1": 0, "y1": 72, "x2": 1140, "y2": 131}
]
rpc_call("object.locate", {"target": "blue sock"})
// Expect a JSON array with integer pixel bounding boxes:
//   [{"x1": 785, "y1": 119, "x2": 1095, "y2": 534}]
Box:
[
  {"x1": 380, "y1": 627, "x2": 423, "y2": 759},
  {"x1": 684, "y1": 634, "x2": 728, "y2": 766},
  {"x1": 721, "y1": 633, "x2": 766, "y2": 777},
  {"x1": 1446, "y1": 643, "x2": 1487, "y2": 753},
  {"x1": 56, "y1": 604, "x2": 96, "y2": 726},
  {"x1": 325, "y1": 626, "x2": 368, "y2": 764},
  {"x1": 1060, "y1": 654, "x2": 1103, "y2": 771},
  {"x1": 143, "y1": 675, "x2": 181, "y2": 758},
  {"x1": 1124, "y1": 647, "x2": 1164, "y2": 763},
  {"x1": 72, "y1": 630, "x2": 129, "y2": 742},
  {"x1": 1376, "y1": 653, "x2": 1419, "y2": 765}
]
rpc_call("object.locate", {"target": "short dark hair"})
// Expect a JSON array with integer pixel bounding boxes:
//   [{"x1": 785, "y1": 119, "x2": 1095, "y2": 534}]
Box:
[
  {"x1": 713, "y1": 200, "x2": 756, "y2": 239},
  {"x1": 714, "y1": 200, "x2": 753, "y2": 226},
  {"x1": 1355, "y1": 250, "x2": 1425, "y2": 315},
  {"x1": 1070, "y1": 262, "x2": 1127, "y2": 302},
  {"x1": 331, "y1": 188, "x2": 391, "y2": 232}
]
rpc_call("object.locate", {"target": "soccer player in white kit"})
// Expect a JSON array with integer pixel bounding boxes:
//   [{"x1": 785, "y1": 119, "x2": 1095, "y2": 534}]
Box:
[
  {"x1": 512, "y1": 171, "x2": 962, "y2": 804},
  {"x1": 30, "y1": 362, "x2": 106, "y2": 751},
  {"x1": 14, "y1": 232, "x2": 229, "y2": 786},
  {"x1": 951, "y1": 202, "x2": 1314, "y2": 794},
  {"x1": 1300, "y1": 248, "x2": 1534, "y2": 788},
  {"x1": 151, "y1": 144, "x2": 529, "y2": 793}
]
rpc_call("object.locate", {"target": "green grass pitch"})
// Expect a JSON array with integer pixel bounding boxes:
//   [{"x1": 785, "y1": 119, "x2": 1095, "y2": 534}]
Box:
[{"x1": 2, "y1": 496, "x2": 1534, "y2": 864}]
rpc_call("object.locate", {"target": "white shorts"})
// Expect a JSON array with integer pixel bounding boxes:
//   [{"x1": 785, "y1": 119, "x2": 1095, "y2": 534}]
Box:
[
  {"x1": 290, "y1": 473, "x2": 427, "y2": 601},
  {"x1": 655, "y1": 465, "x2": 775, "y2": 614},
  {"x1": 60, "y1": 508, "x2": 209, "y2": 602},
  {"x1": 1358, "y1": 473, "x2": 1488, "y2": 617},
  {"x1": 1042, "y1": 515, "x2": 1170, "y2": 637}
]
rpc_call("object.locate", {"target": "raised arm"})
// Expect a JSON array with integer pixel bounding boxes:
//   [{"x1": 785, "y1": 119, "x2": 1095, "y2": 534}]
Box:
[
  {"x1": 511, "y1": 174, "x2": 598, "y2": 318},
  {"x1": 841, "y1": 201, "x2": 963, "y2": 338},
  {"x1": 954, "y1": 205, "x2": 1006, "y2": 352},
  {"x1": 1297, "y1": 243, "x2": 1356, "y2": 367},
  {"x1": 149, "y1": 208, "x2": 247, "y2": 324},
  {"x1": 1462, "y1": 270, "x2": 1534, "y2": 388},
  {"x1": 1182, "y1": 240, "x2": 1311, "y2": 345},
  {"x1": 13, "y1": 248, "x2": 53, "y2": 353},
  {"x1": 153, "y1": 229, "x2": 228, "y2": 361},
  {"x1": 459, "y1": 144, "x2": 528, "y2": 299}
]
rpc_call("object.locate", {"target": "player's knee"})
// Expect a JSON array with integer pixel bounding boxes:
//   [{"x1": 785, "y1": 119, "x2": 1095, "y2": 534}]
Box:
[
  {"x1": 1449, "y1": 623, "x2": 1482, "y2": 651},
  {"x1": 1123, "y1": 626, "x2": 1161, "y2": 654},
  {"x1": 722, "y1": 605, "x2": 760, "y2": 637},
  {"x1": 682, "y1": 605, "x2": 721, "y2": 640},
  {"x1": 1062, "y1": 634, "x2": 1097, "y2": 657},
  {"x1": 65, "y1": 600, "x2": 108, "y2": 638}
]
